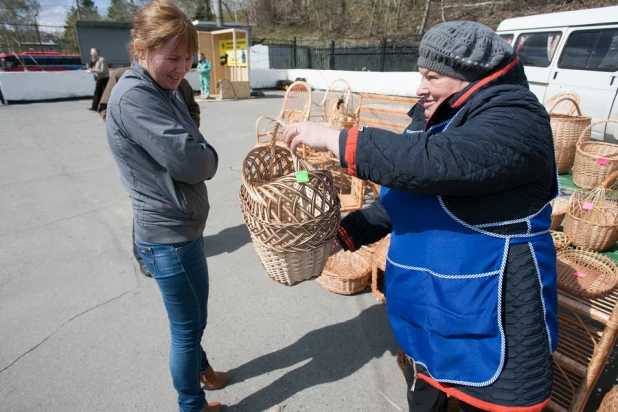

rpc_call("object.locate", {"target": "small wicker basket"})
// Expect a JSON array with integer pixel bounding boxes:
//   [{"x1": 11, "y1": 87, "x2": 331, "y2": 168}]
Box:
[
  {"x1": 562, "y1": 187, "x2": 618, "y2": 251},
  {"x1": 548, "y1": 97, "x2": 591, "y2": 174},
  {"x1": 573, "y1": 120, "x2": 618, "y2": 188},
  {"x1": 239, "y1": 124, "x2": 341, "y2": 286},
  {"x1": 556, "y1": 248, "x2": 618, "y2": 298},
  {"x1": 315, "y1": 250, "x2": 371, "y2": 295},
  {"x1": 550, "y1": 197, "x2": 569, "y2": 230},
  {"x1": 551, "y1": 230, "x2": 572, "y2": 252}
]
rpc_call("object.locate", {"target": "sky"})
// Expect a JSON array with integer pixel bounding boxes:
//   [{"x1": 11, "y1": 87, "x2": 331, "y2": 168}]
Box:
[{"x1": 37, "y1": 0, "x2": 111, "y2": 27}]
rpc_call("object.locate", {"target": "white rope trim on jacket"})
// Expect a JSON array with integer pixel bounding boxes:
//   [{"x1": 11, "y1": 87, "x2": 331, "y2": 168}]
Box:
[
  {"x1": 408, "y1": 240, "x2": 510, "y2": 387},
  {"x1": 386, "y1": 256, "x2": 500, "y2": 279},
  {"x1": 528, "y1": 242, "x2": 554, "y2": 354}
]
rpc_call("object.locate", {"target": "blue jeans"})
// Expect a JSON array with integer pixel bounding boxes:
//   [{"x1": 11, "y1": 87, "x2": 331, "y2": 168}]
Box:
[{"x1": 134, "y1": 236, "x2": 211, "y2": 412}]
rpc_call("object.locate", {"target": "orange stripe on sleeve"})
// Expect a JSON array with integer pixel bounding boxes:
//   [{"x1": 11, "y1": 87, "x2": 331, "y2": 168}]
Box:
[
  {"x1": 345, "y1": 127, "x2": 359, "y2": 176},
  {"x1": 338, "y1": 226, "x2": 356, "y2": 252}
]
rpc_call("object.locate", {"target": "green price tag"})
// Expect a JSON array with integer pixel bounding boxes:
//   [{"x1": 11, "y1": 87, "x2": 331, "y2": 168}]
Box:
[{"x1": 296, "y1": 171, "x2": 309, "y2": 183}]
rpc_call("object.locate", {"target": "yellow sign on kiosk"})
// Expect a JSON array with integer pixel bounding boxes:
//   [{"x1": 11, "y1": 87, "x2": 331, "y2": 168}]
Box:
[{"x1": 219, "y1": 38, "x2": 248, "y2": 67}]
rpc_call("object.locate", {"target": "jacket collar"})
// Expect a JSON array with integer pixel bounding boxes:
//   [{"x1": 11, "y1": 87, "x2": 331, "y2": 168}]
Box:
[{"x1": 130, "y1": 61, "x2": 176, "y2": 95}]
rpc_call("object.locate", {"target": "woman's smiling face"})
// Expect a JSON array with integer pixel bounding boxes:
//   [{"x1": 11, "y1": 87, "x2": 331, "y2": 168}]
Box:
[
  {"x1": 416, "y1": 67, "x2": 469, "y2": 119},
  {"x1": 137, "y1": 38, "x2": 193, "y2": 90}
]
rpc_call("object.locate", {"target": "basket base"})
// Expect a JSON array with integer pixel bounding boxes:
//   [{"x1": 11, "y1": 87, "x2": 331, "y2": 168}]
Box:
[{"x1": 252, "y1": 238, "x2": 334, "y2": 286}]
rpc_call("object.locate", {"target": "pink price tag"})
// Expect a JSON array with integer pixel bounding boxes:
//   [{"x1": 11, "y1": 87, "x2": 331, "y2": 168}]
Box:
[
  {"x1": 598, "y1": 157, "x2": 608, "y2": 165},
  {"x1": 573, "y1": 271, "x2": 586, "y2": 278},
  {"x1": 583, "y1": 202, "x2": 594, "y2": 210}
]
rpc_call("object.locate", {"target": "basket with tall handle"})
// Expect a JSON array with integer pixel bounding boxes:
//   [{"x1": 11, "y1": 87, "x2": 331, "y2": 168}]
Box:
[
  {"x1": 239, "y1": 123, "x2": 341, "y2": 286},
  {"x1": 573, "y1": 120, "x2": 618, "y2": 188},
  {"x1": 547, "y1": 97, "x2": 591, "y2": 174}
]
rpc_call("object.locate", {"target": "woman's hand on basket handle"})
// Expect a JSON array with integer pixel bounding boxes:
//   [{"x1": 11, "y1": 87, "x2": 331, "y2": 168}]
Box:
[{"x1": 283, "y1": 122, "x2": 340, "y2": 158}]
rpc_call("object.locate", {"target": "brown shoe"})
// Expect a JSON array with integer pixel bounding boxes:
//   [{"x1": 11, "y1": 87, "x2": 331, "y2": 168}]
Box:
[
  {"x1": 200, "y1": 366, "x2": 229, "y2": 390},
  {"x1": 201, "y1": 401, "x2": 222, "y2": 412}
]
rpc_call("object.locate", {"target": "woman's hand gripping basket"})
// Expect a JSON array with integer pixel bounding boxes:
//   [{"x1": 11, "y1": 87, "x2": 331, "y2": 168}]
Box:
[{"x1": 239, "y1": 123, "x2": 341, "y2": 286}]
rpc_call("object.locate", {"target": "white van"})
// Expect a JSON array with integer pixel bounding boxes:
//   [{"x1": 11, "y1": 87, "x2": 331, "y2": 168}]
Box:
[{"x1": 496, "y1": 5, "x2": 618, "y2": 142}]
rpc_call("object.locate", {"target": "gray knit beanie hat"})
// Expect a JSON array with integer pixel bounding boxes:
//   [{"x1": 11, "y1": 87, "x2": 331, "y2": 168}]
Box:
[{"x1": 418, "y1": 21, "x2": 514, "y2": 82}]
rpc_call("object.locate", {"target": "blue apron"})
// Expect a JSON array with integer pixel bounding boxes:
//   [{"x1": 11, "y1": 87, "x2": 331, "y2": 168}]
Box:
[{"x1": 381, "y1": 120, "x2": 559, "y2": 387}]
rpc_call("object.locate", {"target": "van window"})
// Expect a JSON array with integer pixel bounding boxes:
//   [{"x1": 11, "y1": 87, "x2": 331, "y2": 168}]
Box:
[
  {"x1": 558, "y1": 29, "x2": 618, "y2": 72},
  {"x1": 500, "y1": 34, "x2": 514, "y2": 45},
  {"x1": 514, "y1": 32, "x2": 562, "y2": 67}
]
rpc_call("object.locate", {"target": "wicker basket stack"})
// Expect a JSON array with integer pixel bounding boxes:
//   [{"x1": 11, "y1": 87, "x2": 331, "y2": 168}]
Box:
[
  {"x1": 556, "y1": 248, "x2": 618, "y2": 298},
  {"x1": 239, "y1": 124, "x2": 341, "y2": 286},
  {"x1": 547, "y1": 97, "x2": 591, "y2": 174},
  {"x1": 562, "y1": 186, "x2": 618, "y2": 252},
  {"x1": 573, "y1": 120, "x2": 618, "y2": 188}
]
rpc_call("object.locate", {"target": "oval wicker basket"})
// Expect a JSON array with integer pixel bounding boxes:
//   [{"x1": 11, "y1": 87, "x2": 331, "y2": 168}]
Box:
[
  {"x1": 598, "y1": 385, "x2": 618, "y2": 412},
  {"x1": 556, "y1": 248, "x2": 618, "y2": 298},
  {"x1": 573, "y1": 120, "x2": 618, "y2": 189},
  {"x1": 548, "y1": 97, "x2": 591, "y2": 174},
  {"x1": 239, "y1": 125, "x2": 341, "y2": 286},
  {"x1": 315, "y1": 250, "x2": 371, "y2": 295},
  {"x1": 551, "y1": 230, "x2": 572, "y2": 252},
  {"x1": 562, "y1": 188, "x2": 618, "y2": 251},
  {"x1": 550, "y1": 197, "x2": 569, "y2": 230}
]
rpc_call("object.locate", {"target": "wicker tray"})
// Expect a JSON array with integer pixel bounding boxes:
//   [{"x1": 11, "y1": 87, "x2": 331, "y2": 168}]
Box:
[
  {"x1": 551, "y1": 230, "x2": 572, "y2": 252},
  {"x1": 551, "y1": 197, "x2": 569, "y2": 230},
  {"x1": 556, "y1": 248, "x2": 618, "y2": 298},
  {"x1": 315, "y1": 250, "x2": 371, "y2": 295},
  {"x1": 598, "y1": 384, "x2": 618, "y2": 412}
]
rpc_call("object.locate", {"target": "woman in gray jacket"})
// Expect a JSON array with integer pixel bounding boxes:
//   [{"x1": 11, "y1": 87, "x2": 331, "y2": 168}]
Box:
[{"x1": 105, "y1": 1, "x2": 226, "y2": 411}]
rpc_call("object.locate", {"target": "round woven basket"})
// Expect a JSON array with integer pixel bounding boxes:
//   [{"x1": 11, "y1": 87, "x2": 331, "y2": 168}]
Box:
[
  {"x1": 315, "y1": 250, "x2": 371, "y2": 295},
  {"x1": 573, "y1": 120, "x2": 618, "y2": 189},
  {"x1": 548, "y1": 97, "x2": 591, "y2": 174},
  {"x1": 598, "y1": 385, "x2": 618, "y2": 412},
  {"x1": 550, "y1": 230, "x2": 572, "y2": 252},
  {"x1": 239, "y1": 124, "x2": 341, "y2": 286},
  {"x1": 556, "y1": 248, "x2": 618, "y2": 298},
  {"x1": 562, "y1": 188, "x2": 618, "y2": 251},
  {"x1": 551, "y1": 197, "x2": 569, "y2": 230}
]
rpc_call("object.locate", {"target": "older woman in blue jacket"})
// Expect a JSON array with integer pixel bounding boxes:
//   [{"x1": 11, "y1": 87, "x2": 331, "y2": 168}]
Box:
[{"x1": 285, "y1": 21, "x2": 558, "y2": 412}]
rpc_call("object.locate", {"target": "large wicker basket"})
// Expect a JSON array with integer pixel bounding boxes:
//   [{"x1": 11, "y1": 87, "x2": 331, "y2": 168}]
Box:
[
  {"x1": 562, "y1": 187, "x2": 618, "y2": 251},
  {"x1": 573, "y1": 120, "x2": 618, "y2": 188},
  {"x1": 548, "y1": 97, "x2": 591, "y2": 174},
  {"x1": 551, "y1": 197, "x2": 569, "y2": 230},
  {"x1": 556, "y1": 248, "x2": 618, "y2": 298},
  {"x1": 315, "y1": 250, "x2": 371, "y2": 295},
  {"x1": 239, "y1": 125, "x2": 341, "y2": 286}
]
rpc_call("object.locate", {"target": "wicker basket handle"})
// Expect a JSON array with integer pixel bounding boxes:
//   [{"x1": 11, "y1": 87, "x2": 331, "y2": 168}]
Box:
[
  {"x1": 601, "y1": 170, "x2": 618, "y2": 189},
  {"x1": 577, "y1": 119, "x2": 618, "y2": 145},
  {"x1": 548, "y1": 96, "x2": 582, "y2": 116}
]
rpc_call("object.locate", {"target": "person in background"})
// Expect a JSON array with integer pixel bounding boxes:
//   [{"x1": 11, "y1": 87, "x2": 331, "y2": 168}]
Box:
[
  {"x1": 284, "y1": 21, "x2": 557, "y2": 412},
  {"x1": 105, "y1": 1, "x2": 228, "y2": 411},
  {"x1": 86, "y1": 48, "x2": 109, "y2": 111},
  {"x1": 98, "y1": 66, "x2": 201, "y2": 277},
  {"x1": 197, "y1": 53, "x2": 211, "y2": 99}
]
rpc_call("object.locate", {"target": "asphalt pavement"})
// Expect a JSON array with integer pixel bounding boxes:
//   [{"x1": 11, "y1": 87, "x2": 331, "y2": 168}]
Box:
[{"x1": 0, "y1": 92, "x2": 407, "y2": 412}]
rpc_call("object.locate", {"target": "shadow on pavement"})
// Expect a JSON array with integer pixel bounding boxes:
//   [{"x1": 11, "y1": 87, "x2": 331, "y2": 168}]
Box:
[
  {"x1": 225, "y1": 304, "x2": 397, "y2": 411},
  {"x1": 203, "y1": 224, "x2": 252, "y2": 258}
]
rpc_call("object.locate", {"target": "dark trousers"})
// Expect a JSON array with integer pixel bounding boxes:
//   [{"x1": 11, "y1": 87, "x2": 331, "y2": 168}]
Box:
[
  {"x1": 91, "y1": 77, "x2": 109, "y2": 110},
  {"x1": 404, "y1": 361, "x2": 485, "y2": 412}
]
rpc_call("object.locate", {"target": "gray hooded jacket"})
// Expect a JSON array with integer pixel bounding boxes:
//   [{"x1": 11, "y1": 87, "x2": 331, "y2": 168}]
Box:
[{"x1": 106, "y1": 62, "x2": 218, "y2": 244}]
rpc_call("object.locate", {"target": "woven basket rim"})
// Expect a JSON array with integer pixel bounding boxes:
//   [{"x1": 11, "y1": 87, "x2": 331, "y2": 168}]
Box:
[
  {"x1": 321, "y1": 251, "x2": 371, "y2": 280},
  {"x1": 556, "y1": 248, "x2": 618, "y2": 297}
]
